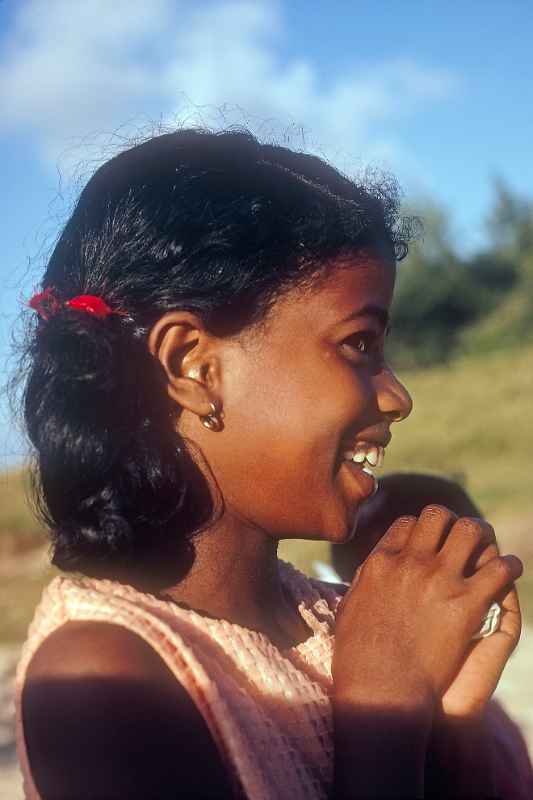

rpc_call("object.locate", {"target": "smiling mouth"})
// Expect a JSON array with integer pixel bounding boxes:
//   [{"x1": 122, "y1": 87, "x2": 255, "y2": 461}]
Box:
[{"x1": 340, "y1": 442, "x2": 386, "y2": 496}]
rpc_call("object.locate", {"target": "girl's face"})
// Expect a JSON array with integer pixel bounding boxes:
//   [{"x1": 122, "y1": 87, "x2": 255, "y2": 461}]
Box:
[{"x1": 194, "y1": 248, "x2": 412, "y2": 543}]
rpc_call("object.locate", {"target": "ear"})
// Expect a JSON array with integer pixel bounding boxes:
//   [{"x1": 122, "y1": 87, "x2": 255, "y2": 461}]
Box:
[{"x1": 147, "y1": 311, "x2": 221, "y2": 418}]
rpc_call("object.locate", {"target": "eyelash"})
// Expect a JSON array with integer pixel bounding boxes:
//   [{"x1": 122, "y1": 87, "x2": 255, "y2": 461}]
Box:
[{"x1": 340, "y1": 326, "x2": 390, "y2": 360}]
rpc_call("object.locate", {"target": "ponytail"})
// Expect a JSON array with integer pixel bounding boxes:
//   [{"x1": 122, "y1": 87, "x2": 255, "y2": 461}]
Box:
[{"x1": 24, "y1": 308, "x2": 211, "y2": 577}]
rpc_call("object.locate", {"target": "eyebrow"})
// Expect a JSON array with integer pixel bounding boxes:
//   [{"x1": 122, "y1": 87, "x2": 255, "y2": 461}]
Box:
[{"x1": 340, "y1": 304, "x2": 390, "y2": 328}]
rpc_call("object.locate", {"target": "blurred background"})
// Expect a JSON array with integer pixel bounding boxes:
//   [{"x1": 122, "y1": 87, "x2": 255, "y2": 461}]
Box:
[{"x1": 1, "y1": 0, "x2": 532, "y2": 794}]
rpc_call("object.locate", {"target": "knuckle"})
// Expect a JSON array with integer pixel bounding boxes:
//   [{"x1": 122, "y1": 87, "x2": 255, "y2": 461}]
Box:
[
  {"x1": 365, "y1": 547, "x2": 400, "y2": 574},
  {"x1": 391, "y1": 514, "x2": 417, "y2": 530},
  {"x1": 455, "y1": 517, "x2": 485, "y2": 540},
  {"x1": 466, "y1": 517, "x2": 496, "y2": 542},
  {"x1": 367, "y1": 548, "x2": 393, "y2": 567},
  {"x1": 380, "y1": 515, "x2": 416, "y2": 545},
  {"x1": 395, "y1": 548, "x2": 431, "y2": 576},
  {"x1": 420, "y1": 504, "x2": 457, "y2": 524}
]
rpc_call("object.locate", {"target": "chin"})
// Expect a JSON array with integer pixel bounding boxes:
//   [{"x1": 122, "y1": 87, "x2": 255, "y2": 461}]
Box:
[{"x1": 319, "y1": 506, "x2": 361, "y2": 545}]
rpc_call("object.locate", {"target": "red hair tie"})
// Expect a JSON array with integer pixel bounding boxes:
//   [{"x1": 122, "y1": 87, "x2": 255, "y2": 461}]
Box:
[
  {"x1": 29, "y1": 288, "x2": 127, "y2": 321},
  {"x1": 28, "y1": 287, "x2": 62, "y2": 321},
  {"x1": 66, "y1": 295, "x2": 116, "y2": 319}
]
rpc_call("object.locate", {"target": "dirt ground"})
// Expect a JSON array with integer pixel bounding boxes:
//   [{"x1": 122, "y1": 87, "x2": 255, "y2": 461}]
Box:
[
  {"x1": 1, "y1": 626, "x2": 532, "y2": 799},
  {"x1": 0, "y1": 644, "x2": 23, "y2": 799}
]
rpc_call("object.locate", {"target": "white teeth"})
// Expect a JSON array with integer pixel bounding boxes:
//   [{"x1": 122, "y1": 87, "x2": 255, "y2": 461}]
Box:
[
  {"x1": 343, "y1": 443, "x2": 385, "y2": 469},
  {"x1": 366, "y1": 447, "x2": 379, "y2": 467}
]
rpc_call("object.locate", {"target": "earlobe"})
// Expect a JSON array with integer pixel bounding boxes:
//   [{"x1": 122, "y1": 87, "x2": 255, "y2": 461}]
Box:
[{"x1": 147, "y1": 312, "x2": 221, "y2": 419}]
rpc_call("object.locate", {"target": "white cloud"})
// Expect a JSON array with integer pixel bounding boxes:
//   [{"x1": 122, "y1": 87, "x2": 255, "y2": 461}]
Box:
[{"x1": 0, "y1": 0, "x2": 459, "y2": 176}]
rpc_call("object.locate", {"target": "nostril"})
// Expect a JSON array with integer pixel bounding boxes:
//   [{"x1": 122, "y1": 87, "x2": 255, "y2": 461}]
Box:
[
  {"x1": 388, "y1": 409, "x2": 405, "y2": 423},
  {"x1": 375, "y1": 368, "x2": 412, "y2": 422},
  {"x1": 391, "y1": 382, "x2": 413, "y2": 422}
]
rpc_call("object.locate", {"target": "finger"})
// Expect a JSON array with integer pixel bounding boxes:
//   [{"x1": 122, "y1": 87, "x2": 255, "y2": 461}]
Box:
[
  {"x1": 498, "y1": 584, "x2": 522, "y2": 635},
  {"x1": 407, "y1": 504, "x2": 457, "y2": 555},
  {"x1": 468, "y1": 583, "x2": 522, "y2": 661},
  {"x1": 468, "y1": 553, "x2": 524, "y2": 606},
  {"x1": 469, "y1": 540, "x2": 522, "y2": 614},
  {"x1": 374, "y1": 514, "x2": 417, "y2": 553},
  {"x1": 470, "y1": 543, "x2": 522, "y2": 640},
  {"x1": 470, "y1": 541, "x2": 500, "y2": 579},
  {"x1": 342, "y1": 515, "x2": 417, "y2": 607},
  {"x1": 444, "y1": 596, "x2": 522, "y2": 712},
  {"x1": 438, "y1": 517, "x2": 497, "y2": 577},
  {"x1": 473, "y1": 540, "x2": 500, "y2": 567}
]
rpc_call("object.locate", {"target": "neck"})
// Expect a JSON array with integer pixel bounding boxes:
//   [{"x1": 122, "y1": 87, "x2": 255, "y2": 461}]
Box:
[{"x1": 156, "y1": 515, "x2": 310, "y2": 647}]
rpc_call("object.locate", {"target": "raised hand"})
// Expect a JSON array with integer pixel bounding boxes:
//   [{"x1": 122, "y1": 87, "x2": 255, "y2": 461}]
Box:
[{"x1": 333, "y1": 505, "x2": 523, "y2": 707}]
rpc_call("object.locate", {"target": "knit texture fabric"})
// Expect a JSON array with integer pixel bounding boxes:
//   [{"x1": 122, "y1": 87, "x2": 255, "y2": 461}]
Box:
[
  {"x1": 15, "y1": 561, "x2": 340, "y2": 800},
  {"x1": 15, "y1": 559, "x2": 533, "y2": 799}
]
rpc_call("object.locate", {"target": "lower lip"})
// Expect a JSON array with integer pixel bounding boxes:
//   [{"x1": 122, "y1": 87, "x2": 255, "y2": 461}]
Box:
[{"x1": 340, "y1": 459, "x2": 378, "y2": 499}]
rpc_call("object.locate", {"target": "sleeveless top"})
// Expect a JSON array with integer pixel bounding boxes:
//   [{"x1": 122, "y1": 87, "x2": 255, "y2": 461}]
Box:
[
  {"x1": 14, "y1": 560, "x2": 533, "y2": 800},
  {"x1": 15, "y1": 561, "x2": 341, "y2": 800}
]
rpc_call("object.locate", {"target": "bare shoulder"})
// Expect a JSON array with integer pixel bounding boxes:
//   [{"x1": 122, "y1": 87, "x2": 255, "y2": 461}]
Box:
[
  {"x1": 25, "y1": 619, "x2": 172, "y2": 682},
  {"x1": 23, "y1": 620, "x2": 234, "y2": 799}
]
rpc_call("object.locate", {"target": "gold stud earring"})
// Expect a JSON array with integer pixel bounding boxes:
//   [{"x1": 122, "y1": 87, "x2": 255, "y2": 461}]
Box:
[{"x1": 200, "y1": 401, "x2": 223, "y2": 432}]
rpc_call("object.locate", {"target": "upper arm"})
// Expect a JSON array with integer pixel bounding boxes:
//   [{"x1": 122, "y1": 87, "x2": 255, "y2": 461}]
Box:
[{"x1": 22, "y1": 621, "x2": 234, "y2": 799}]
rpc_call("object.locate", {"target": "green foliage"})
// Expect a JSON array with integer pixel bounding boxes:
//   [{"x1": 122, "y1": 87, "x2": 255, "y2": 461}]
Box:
[
  {"x1": 390, "y1": 246, "x2": 482, "y2": 367},
  {"x1": 487, "y1": 177, "x2": 533, "y2": 255},
  {"x1": 390, "y1": 181, "x2": 533, "y2": 368}
]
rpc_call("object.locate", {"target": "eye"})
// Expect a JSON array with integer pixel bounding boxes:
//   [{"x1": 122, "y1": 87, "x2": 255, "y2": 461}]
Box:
[{"x1": 340, "y1": 331, "x2": 377, "y2": 359}]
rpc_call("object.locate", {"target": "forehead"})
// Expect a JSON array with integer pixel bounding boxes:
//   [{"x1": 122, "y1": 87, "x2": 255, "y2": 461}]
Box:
[{"x1": 271, "y1": 252, "x2": 396, "y2": 333}]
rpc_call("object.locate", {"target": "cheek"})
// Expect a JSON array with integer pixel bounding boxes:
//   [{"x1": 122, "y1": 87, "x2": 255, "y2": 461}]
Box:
[
  {"x1": 209, "y1": 353, "x2": 372, "y2": 534},
  {"x1": 230, "y1": 348, "x2": 366, "y2": 462}
]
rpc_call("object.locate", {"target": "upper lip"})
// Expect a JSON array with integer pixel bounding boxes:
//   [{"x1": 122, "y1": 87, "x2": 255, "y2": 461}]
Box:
[{"x1": 341, "y1": 428, "x2": 392, "y2": 450}]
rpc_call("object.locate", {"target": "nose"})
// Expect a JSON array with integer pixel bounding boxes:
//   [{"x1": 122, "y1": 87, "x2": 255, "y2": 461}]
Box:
[{"x1": 374, "y1": 366, "x2": 413, "y2": 423}]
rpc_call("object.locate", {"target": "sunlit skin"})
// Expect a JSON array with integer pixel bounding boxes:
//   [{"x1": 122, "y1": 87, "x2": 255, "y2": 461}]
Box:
[{"x1": 147, "y1": 247, "x2": 412, "y2": 649}]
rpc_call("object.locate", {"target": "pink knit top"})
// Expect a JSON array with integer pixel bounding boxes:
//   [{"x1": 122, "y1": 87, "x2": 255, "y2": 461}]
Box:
[
  {"x1": 15, "y1": 561, "x2": 340, "y2": 800},
  {"x1": 15, "y1": 560, "x2": 533, "y2": 799}
]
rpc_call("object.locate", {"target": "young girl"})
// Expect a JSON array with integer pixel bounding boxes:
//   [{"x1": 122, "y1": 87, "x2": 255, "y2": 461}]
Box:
[{"x1": 15, "y1": 129, "x2": 530, "y2": 798}]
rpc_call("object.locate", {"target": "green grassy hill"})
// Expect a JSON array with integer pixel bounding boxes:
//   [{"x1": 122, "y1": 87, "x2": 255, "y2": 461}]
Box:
[
  {"x1": 2, "y1": 343, "x2": 533, "y2": 641},
  {"x1": 386, "y1": 343, "x2": 533, "y2": 518}
]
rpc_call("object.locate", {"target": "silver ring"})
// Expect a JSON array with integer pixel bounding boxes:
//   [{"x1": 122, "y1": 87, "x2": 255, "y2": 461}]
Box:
[{"x1": 472, "y1": 602, "x2": 501, "y2": 640}]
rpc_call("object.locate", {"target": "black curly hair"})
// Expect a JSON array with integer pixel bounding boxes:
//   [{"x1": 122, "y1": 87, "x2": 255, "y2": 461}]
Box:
[{"x1": 19, "y1": 128, "x2": 414, "y2": 581}]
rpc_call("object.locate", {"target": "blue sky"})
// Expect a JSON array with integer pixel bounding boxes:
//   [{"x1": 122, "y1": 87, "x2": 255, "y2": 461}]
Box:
[{"x1": 1, "y1": 0, "x2": 533, "y2": 465}]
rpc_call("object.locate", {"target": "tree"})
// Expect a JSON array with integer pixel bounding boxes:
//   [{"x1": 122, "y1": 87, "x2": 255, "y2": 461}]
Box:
[
  {"x1": 487, "y1": 177, "x2": 533, "y2": 257},
  {"x1": 390, "y1": 201, "x2": 483, "y2": 367},
  {"x1": 459, "y1": 179, "x2": 533, "y2": 354}
]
